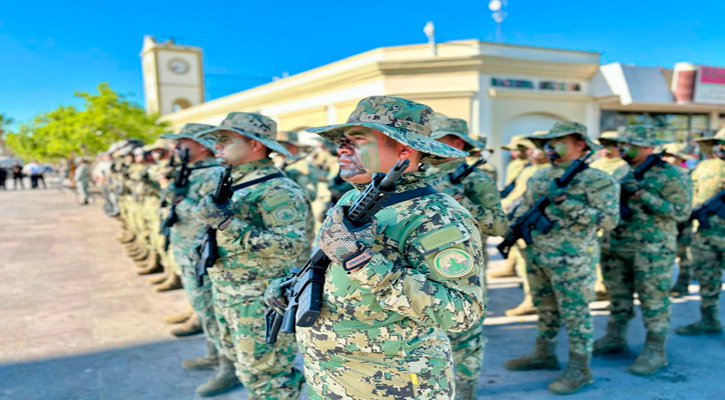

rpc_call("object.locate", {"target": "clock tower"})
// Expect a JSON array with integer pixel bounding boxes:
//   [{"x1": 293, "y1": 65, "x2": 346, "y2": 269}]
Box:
[{"x1": 140, "y1": 35, "x2": 204, "y2": 115}]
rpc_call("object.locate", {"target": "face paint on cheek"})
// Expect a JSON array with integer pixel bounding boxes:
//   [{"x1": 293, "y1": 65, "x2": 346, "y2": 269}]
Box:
[
  {"x1": 553, "y1": 142, "x2": 568, "y2": 158},
  {"x1": 356, "y1": 138, "x2": 382, "y2": 173},
  {"x1": 619, "y1": 144, "x2": 638, "y2": 161}
]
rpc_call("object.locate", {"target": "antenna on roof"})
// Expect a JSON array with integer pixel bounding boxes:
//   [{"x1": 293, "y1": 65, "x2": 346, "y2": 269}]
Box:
[
  {"x1": 423, "y1": 21, "x2": 436, "y2": 57},
  {"x1": 489, "y1": 0, "x2": 507, "y2": 42}
]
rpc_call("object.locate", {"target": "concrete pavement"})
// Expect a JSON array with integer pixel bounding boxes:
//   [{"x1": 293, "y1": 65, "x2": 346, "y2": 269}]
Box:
[{"x1": 0, "y1": 188, "x2": 724, "y2": 399}]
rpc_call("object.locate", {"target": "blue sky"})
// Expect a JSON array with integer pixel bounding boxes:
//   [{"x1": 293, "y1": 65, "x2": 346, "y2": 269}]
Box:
[{"x1": 1, "y1": 0, "x2": 723, "y2": 128}]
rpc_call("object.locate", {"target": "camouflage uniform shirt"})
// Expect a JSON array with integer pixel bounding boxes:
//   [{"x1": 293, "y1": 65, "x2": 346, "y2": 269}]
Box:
[{"x1": 297, "y1": 172, "x2": 486, "y2": 400}]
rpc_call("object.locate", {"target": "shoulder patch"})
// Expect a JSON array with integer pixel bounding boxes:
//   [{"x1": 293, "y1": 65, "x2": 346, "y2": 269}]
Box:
[
  {"x1": 417, "y1": 224, "x2": 470, "y2": 255},
  {"x1": 260, "y1": 194, "x2": 292, "y2": 211},
  {"x1": 272, "y1": 205, "x2": 298, "y2": 222},
  {"x1": 590, "y1": 177, "x2": 613, "y2": 191},
  {"x1": 433, "y1": 248, "x2": 474, "y2": 278}
]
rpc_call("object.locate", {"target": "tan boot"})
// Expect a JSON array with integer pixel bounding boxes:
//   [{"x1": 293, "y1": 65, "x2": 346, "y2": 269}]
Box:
[
  {"x1": 137, "y1": 252, "x2": 162, "y2": 275},
  {"x1": 125, "y1": 242, "x2": 142, "y2": 253},
  {"x1": 676, "y1": 306, "x2": 722, "y2": 336},
  {"x1": 163, "y1": 309, "x2": 193, "y2": 324},
  {"x1": 156, "y1": 273, "x2": 182, "y2": 292},
  {"x1": 171, "y1": 313, "x2": 203, "y2": 337},
  {"x1": 505, "y1": 294, "x2": 537, "y2": 317},
  {"x1": 548, "y1": 351, "x2": 593, "y2": 395},
  {"x1": 504, "y1": 337, "x2": 560, "y2": 371},
  {"x1": 131, "y1": 247, "x2": 149, "y2": 262},
  {"x1": 196, "y1": 356, "x2": 241, "y2": 397},
  {"x1": 488, "y1": 254, "x2": 517, "y2": 279},
  {"x1": 454, "y1": 379, "x2": 476, "y2": 400},
  {"x1": 593, "y1": 320, "x2": 629, "y2": 356},
  {"x1": 149, "y1": 272, "x2": 169, "y2": 285},
  {"x1": 117, "y1": 230, "x2": 135, "y2": 243},
  {"x1": 629, "y1": 333, "x2": 667, "y2": 376},
  {"x1": 182, "y1": 340, "x2": 219, "y2": 370}
]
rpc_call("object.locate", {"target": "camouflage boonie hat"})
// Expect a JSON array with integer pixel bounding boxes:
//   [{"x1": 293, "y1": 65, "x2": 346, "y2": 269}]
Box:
[
  {"x1": 695, "y1": 128, "x2": 725, "y2": 153},
  {"x1": 501, "y1": 135, "x2": 526, "y2": 151},
  {"x1": 662, "y1": 143, "x2": 694, "y2": 161},
  {"x1": 203, "y1": 112, "x2": 291, "y2": 157},
  {"x1": 305, "y1": 96, "x2": 467, "y2": 160},
  {"x1": 430, "y1": 114, "x2": 486, "y2": 152},
  {"x1": 608, "y1": 125, "x2": 671, "y2": 147},
  {"x1": 596, "y1": 130, "x2": 620, "y2": 145},
  {"x1": 696, "y1": 128, "x2": 725, "y2": 144},
  {"x1": 143, "y1": 138, "x2": 172, "y2": 152},
  {"x1": 277, "y1": 131, "x2": 310, "y2": 147},
  {"x1": 529, "y1": 121, "x2": 601, "y2": 151},
  {"x1": 161, "y1": 123, "x2": 217, "y2": 152}
]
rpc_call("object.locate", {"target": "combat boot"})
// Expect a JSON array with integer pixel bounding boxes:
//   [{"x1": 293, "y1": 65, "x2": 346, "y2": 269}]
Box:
[
  {"x1": 629, "y1": 332, "x2": 667, "y2": 376},
  {"x1": 131, "y1": 247, "x2": 149, "y2": 262},
  {"x1": 196, "y1": 356, "x2": 241, "y2": 397},
  {"x1": 593, "y1": 320, "x2": 629, "y2": 356},
  {"x1": 487, "y1": 255, "x2": 517, "y2": 279},
  {"x1": 548, "y1": 351, "x2": 593, "y2": 395},
  {"x1": 163, "y1": 308, "x2": 193, "y2": 324},
  {"x1": 505, "y1": 294, "x2": 537, "y2": 317},
  {"x1": 149, "y1": 273, "x2": 168, "y2": 285},
  {"x1": 171, "y1": 313, "x2": 203, "y2": 337},
  {"x1": 117, "y1": 230, "x2": 135, "y2": 243},
  {"x1": 504, "y1": 337, "x2": 560, "y2": 371},
  {"x1": 137, "y1": 252, "x2": 162, "y2": 275},
  {"x1": 454, "y1": 379, "x2": 476, "y2": 400},
  {"x1": 125, "y1": 241, "x2": 142, "y2": 253},
  {"x1": 670, "y1": 274, "x2": 690, "y2": 298},
  {"x1": 182, "y1": 340, "x2": 219, "y2": 370},
  {"x1": 676, "y1": 306, "x2": 723, "y2": 336},
  {"x1": 156, "y1": 273, "x2": 182, "y2": 292}
]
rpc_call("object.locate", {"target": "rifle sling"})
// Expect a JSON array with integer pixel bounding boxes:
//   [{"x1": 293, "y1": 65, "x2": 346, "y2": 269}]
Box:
[
  {"x1": 381, "y1": 185, "x2": 437, "y2": 208},
  {"x1": 230, "y1": 172, "x2": 284, "y2": 192}
]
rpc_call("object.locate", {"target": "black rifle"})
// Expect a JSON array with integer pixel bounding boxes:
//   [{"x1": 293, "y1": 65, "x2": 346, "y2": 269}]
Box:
[
  {"x1": 619, "y1": 153, "x2": 664, "y2": 222},
  {"x1": 195, "y1": 165, "x2": 233, "y2": 287},
  {"x1": 497, "y1": 153, "x2": 592, "y2": 258},
  {"x1": 266, "y1": 159, "x2": 410, "y2": 344},
  {"x1": 689, "y1": 188, "x2": 725, "y2": 229},
  {"x1": 449, "y1": 158, "x2": 485, "y2": 185},
  {"x1": 160, "y1": 149, "x2": 191, "y2": 250},
  {"x1": 500, "y1": 162, "x2": 531, "y2": 198}
]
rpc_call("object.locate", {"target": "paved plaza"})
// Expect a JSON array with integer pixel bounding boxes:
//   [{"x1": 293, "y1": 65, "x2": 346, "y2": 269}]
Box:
[{"x1": 0, "y1": 188, "x2": 724, "y2": 399}]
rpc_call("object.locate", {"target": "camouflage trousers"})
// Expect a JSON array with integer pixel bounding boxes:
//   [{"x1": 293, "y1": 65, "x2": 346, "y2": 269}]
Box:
[
  {"x1": 173, "y1": 245, "x2": 220, "y2": 350},
  {"x1": 601, "y1": 249, "x2": 674, "y2": 336},
  {"x1": 526, "y1": 246, "x2": 596, "y2": 354},
  {"x1": 212, "y1": 280, "x2": 303, "y2": 400},
  {"x1": 690, "y1": 240, "x2": 725, "y2": 309},
  {"x1": 448, "y1": 316, "x2": 486, "y2": 383}
]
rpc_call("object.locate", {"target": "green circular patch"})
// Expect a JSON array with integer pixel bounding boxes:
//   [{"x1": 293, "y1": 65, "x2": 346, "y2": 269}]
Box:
[
  {"x1": 433, "y1": 248, "x2": 474, "y2": 278},
  {"x1": 273, "y1": 206, "x2": 297, "y2": 222}
]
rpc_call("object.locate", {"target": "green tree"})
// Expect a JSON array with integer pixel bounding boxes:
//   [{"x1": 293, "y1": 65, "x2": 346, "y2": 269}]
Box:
[{"x1": 5, "y1": 83, "x2": 167, "y2": 162}]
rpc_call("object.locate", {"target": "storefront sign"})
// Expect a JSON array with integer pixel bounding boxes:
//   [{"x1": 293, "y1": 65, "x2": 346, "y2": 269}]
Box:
[
  {"x1": 491, "y1": 77, "x2": 580, "y2": 92},
  {"x1": 694, "y1": 66, "x2": 725, "y2": 104}
]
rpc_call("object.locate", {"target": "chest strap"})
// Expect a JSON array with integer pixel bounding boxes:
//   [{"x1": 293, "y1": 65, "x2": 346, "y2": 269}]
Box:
[
  {"x1": 382, "y1": 185, "x2": 438, "y2": 208},
  {"x1": 230, "y1": 172, "x2": 284, "y2": 192}
]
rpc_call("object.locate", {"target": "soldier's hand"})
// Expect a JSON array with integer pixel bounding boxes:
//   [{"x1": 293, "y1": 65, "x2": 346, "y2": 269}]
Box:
[
  {"x1": 621, "y1": 180, "x2": 643, "y2": 197},
  {"x1": 197, "y1": 195, "x2": 231, "y2": 227},
  {"x1": 317, "y1": 206, "x2": 377, "y2": 268},
  {"x1": 548, "y1": 180, "x2": 567, "y2": 202},
  {"x1": 265, "y1": 277, "x2": 289, "y2": 315}
]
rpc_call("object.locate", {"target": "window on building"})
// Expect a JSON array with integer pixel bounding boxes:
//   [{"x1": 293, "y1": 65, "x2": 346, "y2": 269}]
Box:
[
  {"x1": 600, "y1": 111, "x2": 709, "y2": 143},
  {"x1": 171, "y1": 98, "x2": 192, "y2": 112}
]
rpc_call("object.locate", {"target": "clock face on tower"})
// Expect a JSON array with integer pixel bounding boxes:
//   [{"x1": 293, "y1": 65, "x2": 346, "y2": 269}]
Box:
[{"x1": 168, "y1": 58, "x2": 190, "y2": 75}]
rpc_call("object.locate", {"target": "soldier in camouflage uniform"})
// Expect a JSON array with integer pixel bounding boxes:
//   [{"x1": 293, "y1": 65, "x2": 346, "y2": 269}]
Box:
[
  {"x1": 660, "y1": 143, "x2": 697, "y2": 298},
  {"x1": 124, "y1": 148, "x2": 154, "y2": 263},
  {"x1": 425, "y1": 114, "x2": 506, "y2": 399},
  {"x1": 594, "y1": 125, "x2": 692, "y2": 376},
  {"x1": 195, "y1": 112, "x2": 312, "y2": 400},
  {"x1": 676, "y1": 129, "x2": 725, "y2": 335},
  {"x1": 498, "y1": 136, "x2": 549, "y2": 316},
  {"x1": 504, "y1": 122, "x2": 619, "y2": 395},
  {"x1": 159, "y1": 124, "x2": 239, "y2": 396},
  {"x1": 275, "y1": 96, "x2": 486, "y2": 400},
  {"x1": 591, "y1": 130, "x2": 631, "y2": 300},
  {"x1": 276, "y1": 130, "x2": 325, "y2": 202}
]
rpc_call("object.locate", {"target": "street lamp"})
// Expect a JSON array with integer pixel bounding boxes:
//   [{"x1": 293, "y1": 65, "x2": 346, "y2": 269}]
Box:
[{"x1": 423, "y1": 21, "x2": 436, "y2": 57}]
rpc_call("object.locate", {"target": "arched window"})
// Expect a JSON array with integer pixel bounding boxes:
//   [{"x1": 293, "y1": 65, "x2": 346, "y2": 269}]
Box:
[{"x1": 171, "y1": 98, "x2": 192, "y2": 112}]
